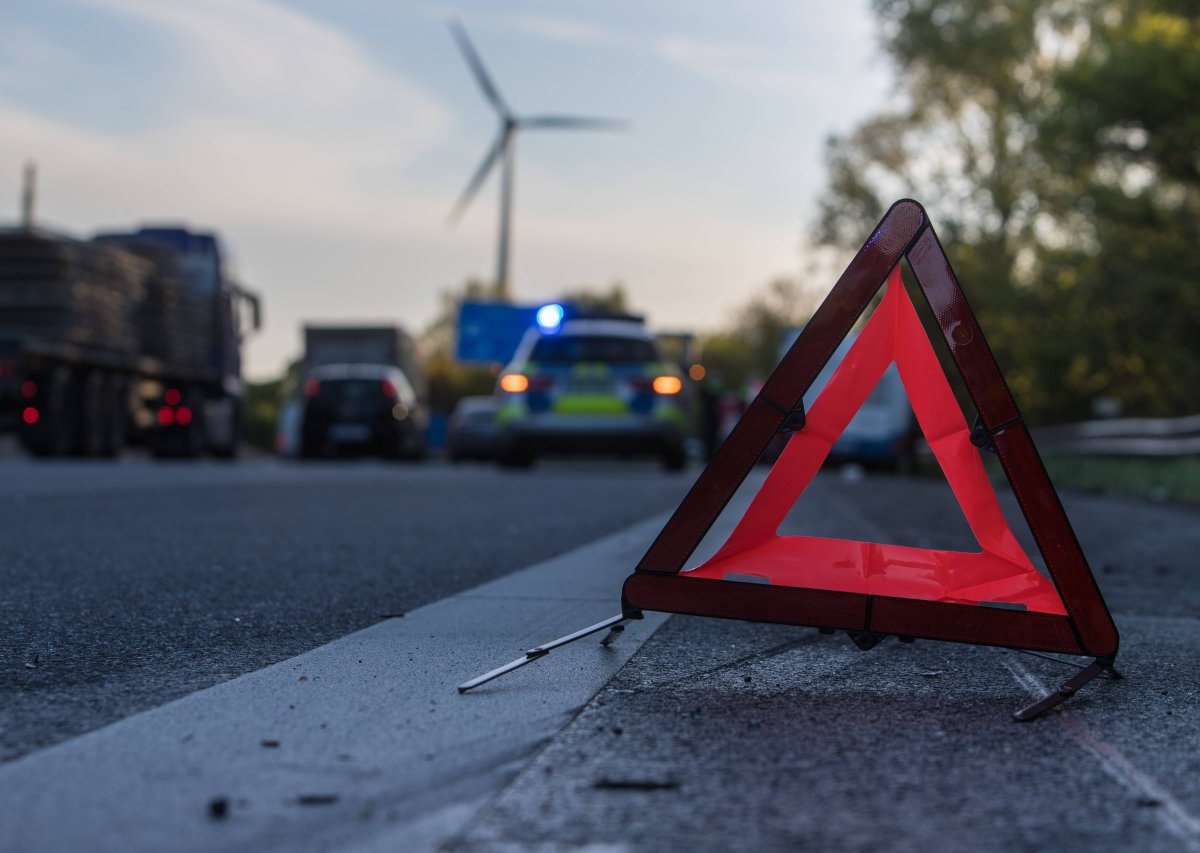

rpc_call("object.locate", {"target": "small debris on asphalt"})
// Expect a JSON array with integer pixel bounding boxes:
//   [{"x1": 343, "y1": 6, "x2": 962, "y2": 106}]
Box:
[
  {"x1": 24, "y1": 654, "x2": 39, "y2": 670},
  {"x1": 260, "y1": 739, "x2": 280, "y2": 748},
  {"x1": 1136, "y1": 797, "x2": 1163, "y2": 808},
  {"x1": 379, "y1": 612, "x2": 406, "y2": 619},
  {"x1": 298, "y1": 676, "x2": 308, "y2": 682},
  {"x1": 207, "y1": 797, "x2": 229, "y2": 820},
  {"x1": 296, "y1": 794, "x2": 340, "y2": 806}
]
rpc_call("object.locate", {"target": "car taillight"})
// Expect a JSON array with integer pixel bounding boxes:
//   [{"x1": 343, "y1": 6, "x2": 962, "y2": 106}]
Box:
[
  {"x1": 499, "y1": 374, "x2": 529, "y2": 393},
  {"x1": 381, "y1": 379, "x2": 397, "y2": 398},
  {"x1": 304, "y1": 378, "x2": 320, "y2": 397},
  {"x1": 165, "y1": 388, "x2": 182, "y2": 406},
  {"x1": 157, "y1": 407, "x2": 175, "y2": 426},
  {"x1": 176, "y1": 406, "x2": 193, "y2": 426},
  {"x1": 21, "y1": 406, "x2": 38, "y2": 425},
  {"x1": 528, "y1": 375, "x2": 554, "y2": 392},
  {"x1": 652, "y1": 376, "x2": 683, "y2": 395}
]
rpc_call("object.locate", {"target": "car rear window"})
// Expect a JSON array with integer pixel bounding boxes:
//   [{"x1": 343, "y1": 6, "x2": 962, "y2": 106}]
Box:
[
  {"x1": 530, "y1": 335, "x2": 658, "y2": 364},
  {"x1": 312, "y1": 379, "x2": 385, "y2": 403}
]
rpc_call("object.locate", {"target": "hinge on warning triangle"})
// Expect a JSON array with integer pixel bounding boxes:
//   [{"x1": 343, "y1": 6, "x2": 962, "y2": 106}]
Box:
[
  {"x1": 780, "y1": 406, "x2": 806, "y2": 433},
  {"x1": 761, "y1": 395, "x2": 806, "y2": 433},
  {"x1": 971, "y1": 415, "x2": 1023, "y2": 454}
]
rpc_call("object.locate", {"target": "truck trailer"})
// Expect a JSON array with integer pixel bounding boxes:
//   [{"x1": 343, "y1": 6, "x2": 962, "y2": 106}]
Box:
[{"x1": 0, "y1": 225, "x2": 260, "y2": 458}]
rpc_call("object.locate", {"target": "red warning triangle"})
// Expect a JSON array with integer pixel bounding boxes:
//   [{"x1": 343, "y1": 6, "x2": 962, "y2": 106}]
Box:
[
  {"x1": 694, "y1": 266, "x2": 1065, "y2": 614},
  {"x1": 623, "y1": 200, "x2": 1118, "y2": 665}
]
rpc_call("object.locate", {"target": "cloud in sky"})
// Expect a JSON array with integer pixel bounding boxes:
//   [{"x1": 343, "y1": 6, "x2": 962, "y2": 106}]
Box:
[
  {"x1": 489, "y1": 9, "x2": 879, "y2": 101},
  {"x1": 0, "y1": 0, "x2": 890, "y2": 378},
  {"x1": 3, "y1": 0, "x2": 451, "y2": 231}
]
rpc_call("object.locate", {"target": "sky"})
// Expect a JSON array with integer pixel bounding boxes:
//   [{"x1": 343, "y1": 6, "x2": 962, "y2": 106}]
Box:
[{"x1": 0, "y1": 0, "x2": 894, "y2": 379}]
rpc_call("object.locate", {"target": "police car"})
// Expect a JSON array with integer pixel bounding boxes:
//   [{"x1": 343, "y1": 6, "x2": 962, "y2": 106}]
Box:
[{"x1": 495, "y1": 305, "x2": 687, "y2": 470}]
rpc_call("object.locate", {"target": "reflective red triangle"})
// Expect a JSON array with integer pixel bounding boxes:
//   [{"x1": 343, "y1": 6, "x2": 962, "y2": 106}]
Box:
[
  {"x1": 690, "y1": 267, "x2": 1066, "y2": 615},
  {"x1": 623, "y1": 200, "x2": 1118, "y2": 659}
]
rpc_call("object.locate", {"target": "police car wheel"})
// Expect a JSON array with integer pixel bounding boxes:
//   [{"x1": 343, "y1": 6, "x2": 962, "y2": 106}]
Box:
[
  {"x1": 661, "y1": 448, "x2": 686, "y2": 472},
  {"x1": 499, "y1": 447, "x2": 535, "y2": 469}
]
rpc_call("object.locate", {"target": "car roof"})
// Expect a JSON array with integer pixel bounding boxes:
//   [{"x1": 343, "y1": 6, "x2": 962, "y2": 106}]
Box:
[
  {"x1": 507, "y1": 319, "x2": 658, "y2": 369},
  {"x1": 308, "y1": 363, "x2": 404, "y2": 380},
  {"x1": 554, "y1": 319, "x2": 653, "y2": 339}
]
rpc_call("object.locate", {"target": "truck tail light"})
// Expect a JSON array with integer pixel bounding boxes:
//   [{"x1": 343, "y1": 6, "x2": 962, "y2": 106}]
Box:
[
  {"x1": 21, "y1": 406, "x2": 39, "y2": 425},
  {"x1": 304, "y1": 378, "x2": 320, "y2": 397}
]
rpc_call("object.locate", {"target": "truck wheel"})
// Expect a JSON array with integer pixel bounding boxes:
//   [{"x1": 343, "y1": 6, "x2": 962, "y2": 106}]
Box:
[
  {"x1": 179, "y1": 388, "x2": 206, "y2": 458},
  {"x1": 100, "y1": 374, "x2": 128, "y2": 458},
  {"x1": 211, "y1": 399, "x2": 241, "y2": 460},
  {"x1": 79, "y1": 371, "x2": 108, "y2": 457}
]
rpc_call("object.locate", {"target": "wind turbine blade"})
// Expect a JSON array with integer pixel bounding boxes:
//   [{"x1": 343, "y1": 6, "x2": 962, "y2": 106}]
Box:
[
  {"x1": 447, "y1": 134, "x2": 505, "y2": 224},
  {"x1": 519, "y1": 115, "x2": 628, "y2": 131},
  {"x1": 449, "y1": 20, "x2": 509, "y2": 116}
]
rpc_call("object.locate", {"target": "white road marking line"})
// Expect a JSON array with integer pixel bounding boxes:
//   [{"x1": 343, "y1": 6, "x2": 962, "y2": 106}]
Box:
[
  {"x1": 1004, "y1": 661, "x2": 1200, "y2": 852},
  {"x1": 834, "y1": 482, "x2": 1200, "y2": 848}
]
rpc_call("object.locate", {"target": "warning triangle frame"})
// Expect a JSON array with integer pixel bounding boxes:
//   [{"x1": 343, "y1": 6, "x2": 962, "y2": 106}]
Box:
[
  {"x1": 458, "y1": 200, "x2": 1120, "y2": 720},
  {"x1": 623, "y1": 200, "x2": 1120, "y2": 709}
]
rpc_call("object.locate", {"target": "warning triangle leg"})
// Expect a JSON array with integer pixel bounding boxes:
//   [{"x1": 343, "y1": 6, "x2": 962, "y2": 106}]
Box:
[
  {"x1": 457, "y1": 612, "x2": 641, "y2": 693},
  {"x1": 1013, "y1": 656, "x2": 1121, "y2": 722}
]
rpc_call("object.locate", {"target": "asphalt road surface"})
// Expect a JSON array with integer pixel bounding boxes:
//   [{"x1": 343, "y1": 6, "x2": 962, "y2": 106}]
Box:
[
  {"x1": 2, "y1": 454, "x2": 1198, "y2": 851},
  {"x1": 0, "y1": 456, "x2": 691, "y2": 763}
]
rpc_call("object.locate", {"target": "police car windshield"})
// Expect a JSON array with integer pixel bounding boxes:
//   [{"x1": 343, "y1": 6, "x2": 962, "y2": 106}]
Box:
[{"x1": 531, "y1": 335, "x2": 658, "y2": 364}]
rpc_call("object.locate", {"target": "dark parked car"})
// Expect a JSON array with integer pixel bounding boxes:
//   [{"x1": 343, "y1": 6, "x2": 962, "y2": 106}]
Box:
[
  {"x1": 299, "y1": 363, "x2": 426, "y2": 460},
  {"x1": 447, "y1": 395, "x2": 501, "y2": 462}
]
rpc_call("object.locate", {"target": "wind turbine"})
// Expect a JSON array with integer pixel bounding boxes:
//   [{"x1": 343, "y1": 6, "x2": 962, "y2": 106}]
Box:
[{"x1": 447, "y1": 20, "x2": 625, "y2": 300}]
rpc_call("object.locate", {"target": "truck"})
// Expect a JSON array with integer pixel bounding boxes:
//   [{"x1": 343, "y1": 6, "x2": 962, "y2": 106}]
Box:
[{"x1": 0, "y1": 225, "x2": 261, "y2": 458}]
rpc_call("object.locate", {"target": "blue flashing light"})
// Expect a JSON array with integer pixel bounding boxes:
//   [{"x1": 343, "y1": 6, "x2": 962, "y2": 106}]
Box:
[{"x1": 536, "y1": 303, "x2": 565, "y2": 333}]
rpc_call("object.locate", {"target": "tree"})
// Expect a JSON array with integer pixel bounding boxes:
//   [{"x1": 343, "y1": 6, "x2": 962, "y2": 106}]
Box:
[
  {"x1": 420, "y1": 278, "x2": 501, "y2": 415},
  {"x1": 816, "y1": 0, "x2": 1200, "y2": 421},
  {"x1": 698, "y1": 277, "x2": 818, "y2": 390}
]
